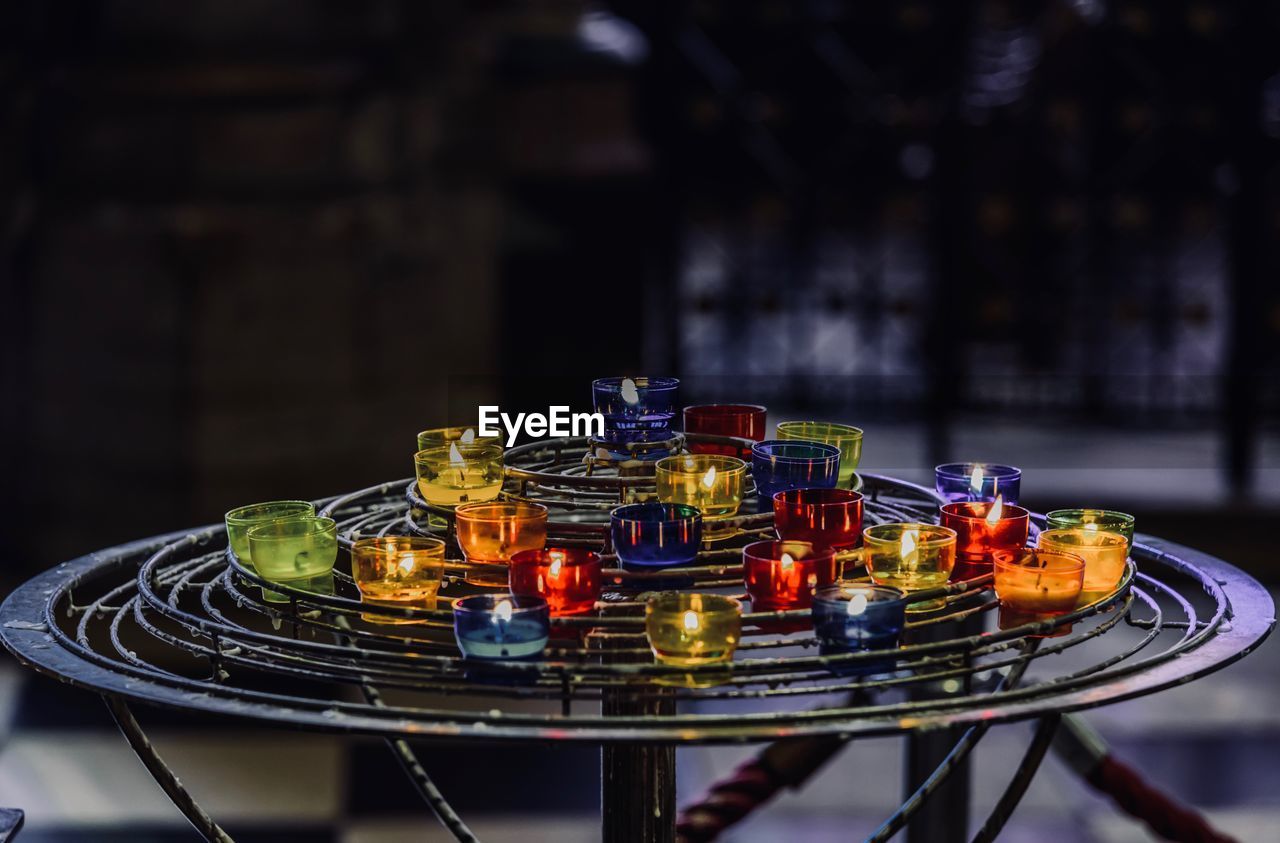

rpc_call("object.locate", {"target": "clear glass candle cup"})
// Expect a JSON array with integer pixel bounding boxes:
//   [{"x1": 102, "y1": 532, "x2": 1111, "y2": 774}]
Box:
[
  {"x1": 454, "y1": 502, "x2": 549, "y2": 586},
  {"x1": 1045, "y1": 509, "x2": 1136, "y2": 547},
  {"x1": 453, "y1": 594, "x2": 550, "y2": 660},
  {"x1": 750, "y1": 440, "x2": 841, "y2": 508},
  {"x1": 414, "y1": 443, "x2": 504, "y2": 507},
  {"x1": 245, "y1": 516, "x2": 338, "y2": 603},
  {"x1": 645, "y1": 592, "x2": 741, "y2": 668},
  {"x1": 682, "y1": 404, "x2": 767, "y2": 456},
  {"x1": 416, "y1": 425, "x2": 501, "y2": 452},
  {"x1": 610, "y1": 502, "x2": 703, "y2": 568},
  {"x1": 772, "y1": 488, "x2": 864, "y2": 551},
  {"x1": 509, "y1": 547, "x2": 602, "y2": 617},
  {"x1": 350, "y1": 536, "x2": 446, "y2": 624},
  {"x1": 863, "y1": 523, "x2": 957, "y2": 612},
  {"x1": 811, "y1": 584, "x2": 908, "y2": 675},
  {"x1": 934, "y1": 462, "x2": 1022, "y2": 505},
  {"x1": 993, "y1": 548, "x2": 1086, "y2": 636},
  {"x1": 592, "y1": 376, "x2": 680, "y2": 442},
  {"x1": 939, "y1": 500, "x2": 1030, "y2": 564},
  {"x1": 654, "y1": 454, "x2": 747, "y2": 539},
  {"x1": 1037, "y1": 528, "x2": 1128, "y2": 604},
  {"x1": 742, "y1": 540, "x2": 838, "y2": 611},
  {"x1": 775, "y1": 421, "x2": 863, "y2": 487}
]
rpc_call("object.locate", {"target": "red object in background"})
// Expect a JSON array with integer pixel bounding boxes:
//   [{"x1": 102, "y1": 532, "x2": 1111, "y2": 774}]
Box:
[
  {"x1": 683, "y1": 404, "x2": 767, "y2": 455},
  {"x1": 509, "y1": 547, "x2": 601, "y2": 616},
  {"x1": 772, "y1": 488, "x2": 864, "y2": 550},
  {"x1": 940, "y1": 499, "x2": 1029, "y2": 565},
  {"x1": 742, "y1": 540, "x2": 837, "y2": 611}
]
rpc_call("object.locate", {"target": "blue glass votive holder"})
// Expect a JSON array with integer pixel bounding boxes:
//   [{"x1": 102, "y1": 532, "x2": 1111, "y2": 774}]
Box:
[
  {"x1": 453, "y1": 594, "x2": 550, "y2": 661},
  {"x1": 610, "y1": 502, "x2": 702, "y2": 569},
  {"x1": 751, "y1": 440, "x2": 840, "y2": 509},
  {"x1": 935, "y1": 462, "x2": 1022, "y2": 505},
  {"x1": 592, "y1": 377, "x2": 679, "y2": 443},
  {"x1": 812, "y1": 584, "x2": 907, "y2": 676}
]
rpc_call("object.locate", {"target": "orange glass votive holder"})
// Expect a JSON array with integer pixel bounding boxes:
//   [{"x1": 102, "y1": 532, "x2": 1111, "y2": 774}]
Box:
[
  {"x1": 742, "y1": 540, "x2": 838, "y2": 611},
  {"x1": 509, "y1": 547, "x2": 602, "y2": 616},
  {"x1": 1037, "y1": 528, "x2": 1128, "y2": 604},
  {"x1": 455, "y1": 502, "x2": 549, "y2": 586},
  {"x1": 993, "y1": 548, "x2": 1085, "y2": 636},
  {"x1": 939, "y1": 499, "x2": 1030, "y2": 565},
  {"x1": 350, "y1": 536, "x2": 446, "y2": 624}
]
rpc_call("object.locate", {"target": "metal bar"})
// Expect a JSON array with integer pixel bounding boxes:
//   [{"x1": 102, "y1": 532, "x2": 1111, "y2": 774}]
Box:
[{"x1": 970, "y1": 714, "x2": 1061, "y2": 843}]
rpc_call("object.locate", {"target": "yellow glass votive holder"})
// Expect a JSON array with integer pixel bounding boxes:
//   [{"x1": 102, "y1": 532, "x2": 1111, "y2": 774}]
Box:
[
  {"x1": 416, "y1": 425, "x2": 501, "y2": 453},
  {"x1": 1037, "y1": 528, "x2": 1128, "y2": 605},
  {"x1": 776, "y1": 421, "x2": 863, "y2": 487},
  {"x1": 455, "y1": 501, "x2": 549, "y2": 586},
  {"x1": 645, "y1": 592, "x2": 741, "y2": 686},
  {"x1": 414, "y1": 443, "x2": 504, "y2": 507},
  {"x1": 246, "y1": 516, "x2": 338, "y2": 603},
  {"x1": 350, "y1": 536, "x2": 447, "y2": 624},
  {"x1": 863, "y1": 523, "x2": 957, "y2": 612},
  {"x1": 654, "y1": 454, "x2": 746, "y2": 539}
]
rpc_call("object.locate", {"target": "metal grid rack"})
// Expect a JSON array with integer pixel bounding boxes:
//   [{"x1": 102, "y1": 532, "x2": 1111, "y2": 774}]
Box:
[{"x1": 1, "y1": 433, "x2": 1273, "y2": 842}]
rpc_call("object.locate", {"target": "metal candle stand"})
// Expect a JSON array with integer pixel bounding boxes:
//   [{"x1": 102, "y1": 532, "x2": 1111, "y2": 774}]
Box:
[{"x1": 0, "y1": 433, "x2": 1274, "y2": 843}]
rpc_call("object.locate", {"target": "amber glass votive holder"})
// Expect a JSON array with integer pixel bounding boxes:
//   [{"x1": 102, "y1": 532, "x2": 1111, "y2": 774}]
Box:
[
  {"x1": 415, "y1": 443, "x2": 504, "y2": 508},
  {"x1": 939, "y1": 499, "x2": 1030, "y2": 565},
  {"x1": 351, "y1": 536, "x2": 446, "y2": 624},
  {"x1": 654, "y1": 454, "x2": 746, "y2": 539},
  {"x1": 772, "y1": 488, "x2": 864, "y2": 551},
  {"x1": 742, "y1": 540, "x2": 837, "y2": 611},
  {"x1": 1045, "y1": 509, "x2": 1136, "y2": 547},
  {"x1": 683, "y1": 404, "x2": 767, "y2": 456},
  {"x1": 509, "y1": 547, "x2": 602, "y2": 617},
  {"x1": 645, "y1": 592, "x2": 741, "y2": 680},
  {"x1": 1037, "y1": 528, "x2": 1128, "y2": 605},
  {"x1": 246, "y1": 516, "x2": 338, "y2": 603},
  {"x1": 776, "y1": 421, "x2": 863, "y2": 487},
  {"x1": 416, "y1": 425, "x2": 501, "y2": 452},
  {"x1": 993, "y1": 548, "x2": 1086, "y2": 636},
  {"x1": 455, "y1": 502, "x2": 549, "y2": 586},
  {"x1": 863, "y1": 523, "x2": 957, "y2": 612}
]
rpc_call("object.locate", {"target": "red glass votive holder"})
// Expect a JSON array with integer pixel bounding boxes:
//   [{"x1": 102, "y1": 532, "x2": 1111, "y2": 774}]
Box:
[
  {"x1": 939, "y1": 498, "x2": 1030, "y2": 566},
  {"x1": 993, "y1": 548, "x2": 1086, "y2": 637},
  {"x1": 509, "y1": 547, "x2": 602, "y2": 617},
  {"x1": 683, "y1": 404, "x2": 767, "y2": 456},
  {"x1": 773, "y1": 488, "x2": 864, "y2": 551},
  {"x1": 742, "y1": 540, "x2": 837, "y2": 611}
]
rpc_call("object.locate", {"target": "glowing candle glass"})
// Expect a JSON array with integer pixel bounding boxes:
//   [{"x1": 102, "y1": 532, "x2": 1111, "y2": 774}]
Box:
[
  {"x1": 645, "y1": 592, "x2": 741, "y2": 667},
  {"x1": 455, "y1": 502, "x2": 549, "y2": 586},
  {"x1": 743, "y1": 540, "x2": 837, "y2": 611},
  {"x1": 934, "y1": 462, "x2": 1022, "y2": 505},
  {"x1": 683, "y1": 404, "x2": 767, "y2": 456},
  {"x1": 863, "y1": 523, "x2": 957, "y2": 612},
  {"x1": 654, "y1": 454, "x2": 746, "y2": 539},
  {"x1": 812, "y1": 584, "x2": 907, "y2": 674},
  {"x1": 993, "y1": 548, "x2": 1086, "y2": 636},
  {"x1": 453, "y1": 594, "x2": 550, "y2": 660},
  {"x1": 592, "y1": 376, "x2": 679, "y2": 443},
  {"x1": 509, "y1": 547, "x2": 602, "y2": 616},
  {"x1": 610, "y1": 502, "x2": 702, "y2": 568},
  {"x1": 939, "y1": 498, "x2": 1030, "y2": 565},
  {"x1": 350, "y1": 536, "x2": 446, "y2": 623},
  {"x1": 415, "y1": 443, "x2": 504, "y2": 507},
  {"x1": 416, "y1": 425, "x2": 501, "y2": 452},
  {"x1": 1045, "y1": 509, "x2": 1135, "y2": 547},
  {"x1": 775, "y1": 421, "x2": 863, "y2": 487},
  {"x1": 772, "y1": 488, "x2": 864, "y2": 550},
  {"x1": 750, "y1": 440, "x2": 840, "y2": 508},
  {"x1": 1037, "y1": 528, "x2": 1128, "y2": 604},
  {"x1": 245, "y1": 516, "x2": 338, "y2": 602}
]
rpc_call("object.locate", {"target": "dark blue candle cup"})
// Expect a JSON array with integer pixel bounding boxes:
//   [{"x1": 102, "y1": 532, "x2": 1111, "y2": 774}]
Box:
[
  {"x1": 812, "y1": 584, "x2": 907, "y2": 676},
  {"x1": 935, "y1": 462, "x2": 1022, "y2": 505},
  {"x1": 592, "y1": 377, "x2": 679, "y2": 443},
  {"x1": 751, "y1": 440, "x2": 840, "y2": 510},
  {"x1": 610, "y1": 503, "x2": 702, "y2": 570},
  {"x1": 453, "y1": 594, "x2": 550, "y2": 662}
]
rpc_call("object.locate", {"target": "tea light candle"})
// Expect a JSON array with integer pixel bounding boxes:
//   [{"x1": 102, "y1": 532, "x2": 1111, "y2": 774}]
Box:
[
  {"x1": 245, "y1": 516, "x2": 338, "y2": 602},
  {"x1": 1037, "y1": 528, "x2": 1127, "y2": 603},
  {"x1": 453, "y1": 594, "x2": 550, "y2": 660},
  {"x1": 1045, "y1": 509, "x2": 1135, "y2": 547},
  {"x1": 645, "y1": 592, "x2": 741, "y2": 667},
  {"x1": 863, "y1": 523, "x2": 957, "y2": 612},
  {"x1": 775, "y1": 421, "x2": 863, "y2": 487},
  {"x1": 455, "y1": 502, "x2": 549, "y2": 586},
  {"x1": 812, "y1": 584, "x2": 907, "y2": 674},
  {"x1": 610, "y1": 502, "x2": 702, "y2": 568},
  {"x1": 772, "y1": 488, "x2": 864, "y2": 550},
  {"x1": 414, "y1": 443, "x2": 504, "y2": 506},
  {"x1": 592, "y1": 376, "x2": 679, "y2": 443},
  {"x1": 993, "y1": 548, "x2": 1086, "y2": 635},
  {"x1": 509, "y1": 547, "x2": 602, "y2": 616},
  {"x1": 350, "y1": 536, "x2": 446, "y2": 624},
  {"x1": 683, "y1": 404, "x2": 767, "y2": 456},
  {"x1": 939, "y1": 497, "x2": 1030, "y2": 564},
  {"x1": 654, "y1": 454, "x2": 746, "y2": 539},
  {"x1": 750, "y1": 440, "x2": 840, "y2": 507},
  {"x1": 934, "y1": 462, "x2": 1022, "y2": 505},
  {"x1": 416, "y1": 425, "x2": 501, "y2": 453},
  {"x1": 742, "y1": 540, "x2": 837, "y2": 611}
]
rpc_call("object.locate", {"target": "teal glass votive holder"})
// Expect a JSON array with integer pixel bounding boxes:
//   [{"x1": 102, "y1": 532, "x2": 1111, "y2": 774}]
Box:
[{"x1": 245, "y1": 516, "x2": 338, "y2": 603}]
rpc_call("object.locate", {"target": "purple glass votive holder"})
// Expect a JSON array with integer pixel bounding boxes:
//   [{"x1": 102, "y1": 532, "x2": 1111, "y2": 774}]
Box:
[
  {"x1": 751, "y1": 440, "x2": 840, "y2": 510},
  {"x1": 592, "y1": 376, "x2": 679, "y2": 444},
  {"x1": 935, "y1": 462, "x2": 1022, "y2": 505}
]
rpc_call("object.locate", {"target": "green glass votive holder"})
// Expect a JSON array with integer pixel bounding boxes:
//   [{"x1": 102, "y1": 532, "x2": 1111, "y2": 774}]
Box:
[
  {"x1": 775, "y1": 421, "x2": 863, "y2": 487},
  {"x1": 414, "y1": 443, "x2": 504, "y2": 507},
  {"x1": 1045, "y1": 509, "x2": 1135, "y2": 548},
  {"x1": 246, "y1": 516, "x2": 338, "y2": 603},
  {"x1": 225, "y1": 500, "x2": 316, "y2": 601}
]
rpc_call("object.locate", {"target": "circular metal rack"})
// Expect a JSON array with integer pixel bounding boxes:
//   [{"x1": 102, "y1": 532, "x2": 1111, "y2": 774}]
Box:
[{"x1": 1, "y1": 433, "x2": 1274, "y2": 843}]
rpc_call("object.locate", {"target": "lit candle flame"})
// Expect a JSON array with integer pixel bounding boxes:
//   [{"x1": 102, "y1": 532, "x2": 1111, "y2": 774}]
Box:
[
  {"x1": 985, "y1": 495, "x2": 1004, "y2": 527},
  {"x1": 620, "y1": 377, "x2": 640, "y2": 405},
  {"x1": 846, "y1": 592, "x2": 868, "y2": 617},
  {"x1": 968, "y1": 464, "x2": 985, "y2": 494},
  {"x1": 548, "y1": 551, "x2": 564, "y2": 578},
  {"x1": 449, "y1": 442, "x2": 466, "y2": 466},
  {"x1": 682, "y1": 610, "x2": 700, "y2": 631},
  {"x1": 495, "y1": 599, "x2": 513, "y2": 623},
  {"x1": 901, "y1": 528, "x2": 919, "y2": 566},
  {"x1": 701, "y1": 465, "x2": 717, "y2": 489},
  {"x1": 780, "y1": 551, "x2": 795, "y2": 572},
  {"x1": 397, "y1": 557, "x2": 416, "y2": 575},
  {"x1": 459, "y1": 428, "x2": 476, "y2": 444},
  {"x1": 1083, "y1": 522, "x2": 1099, "y2": 532}
]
